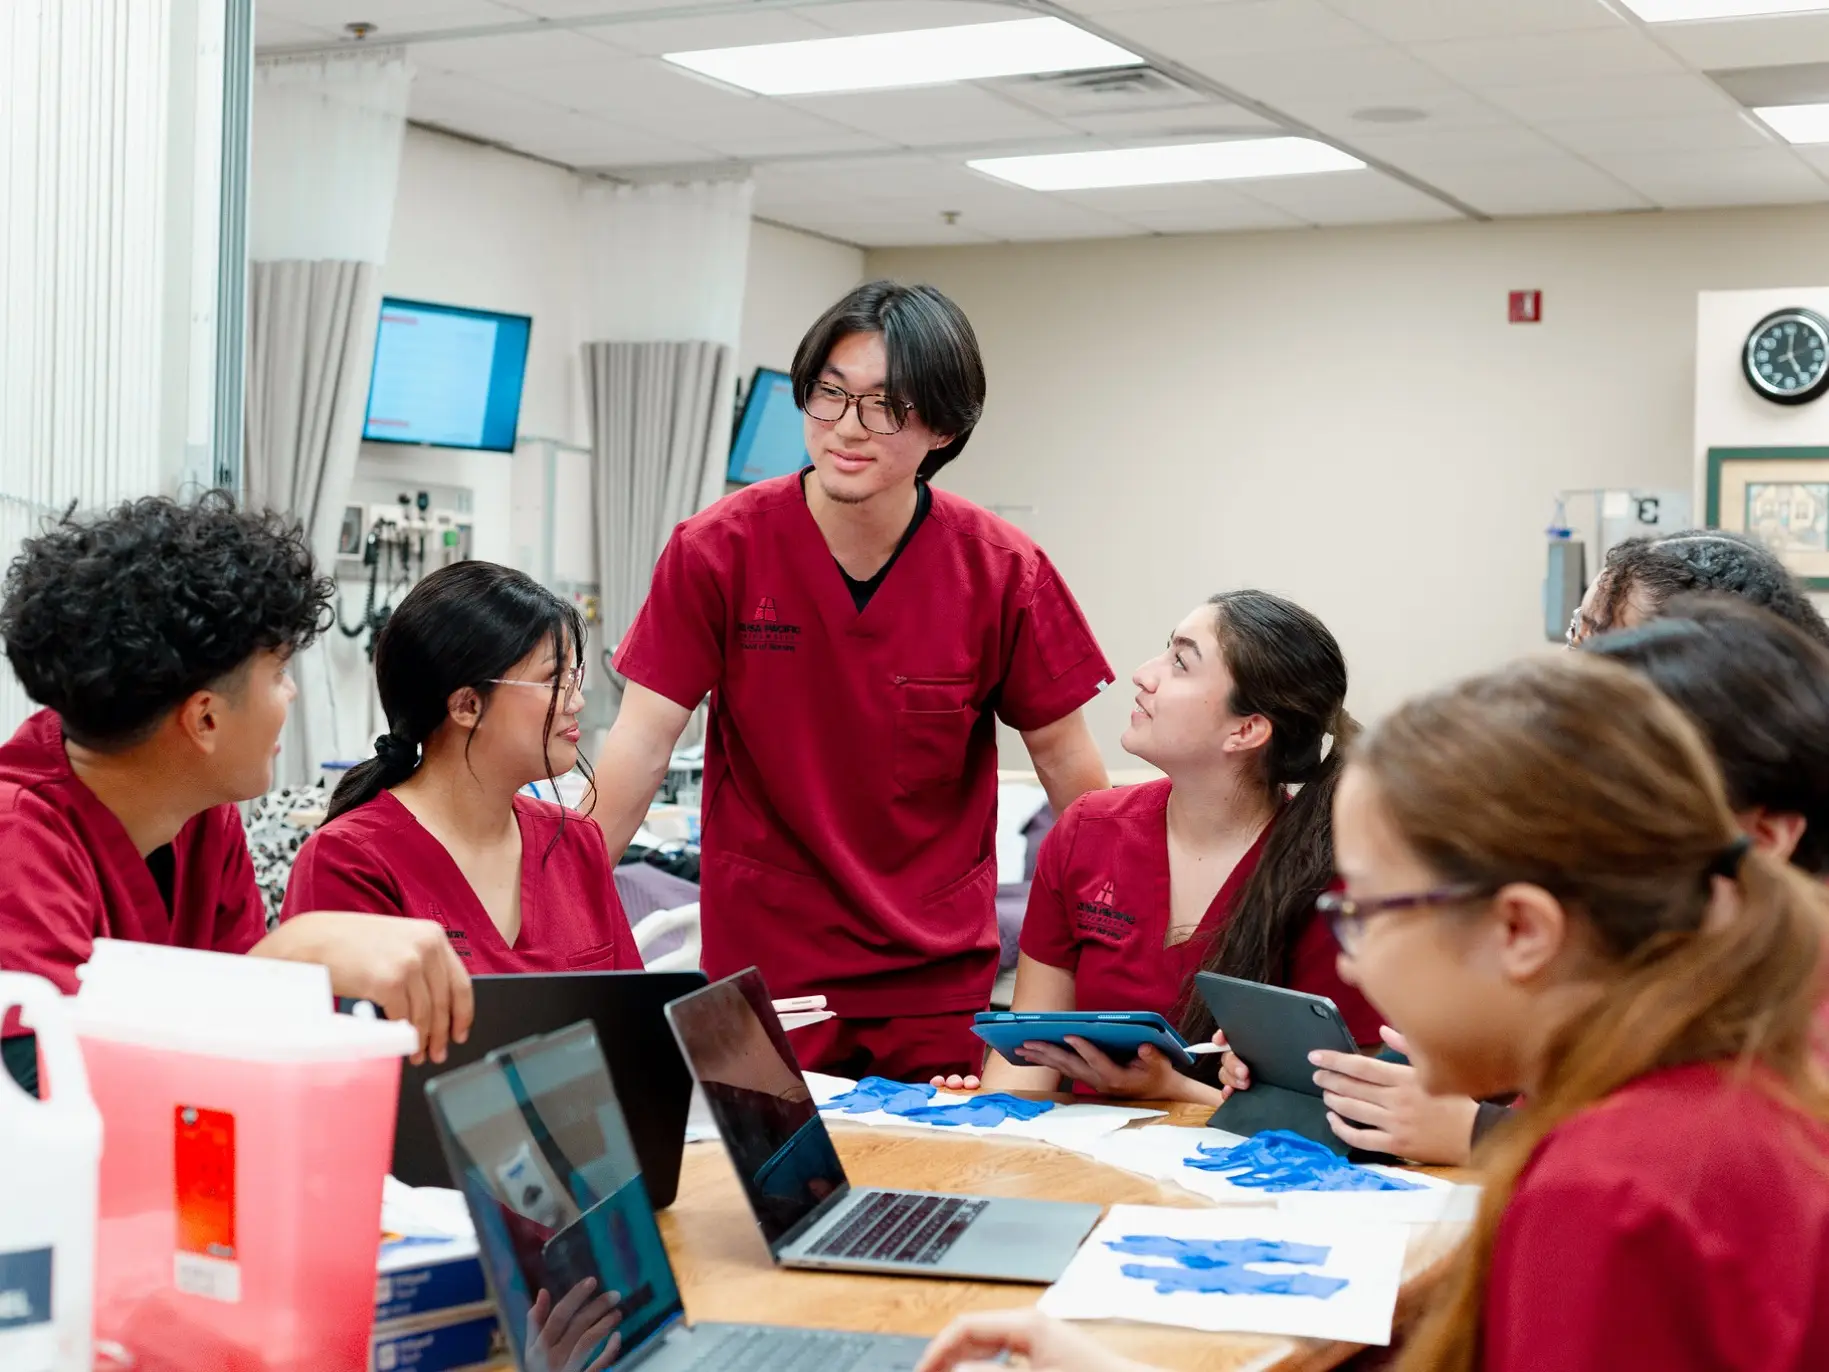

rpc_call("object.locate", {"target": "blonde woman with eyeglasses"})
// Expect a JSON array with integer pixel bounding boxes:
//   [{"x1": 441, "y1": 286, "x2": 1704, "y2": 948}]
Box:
[{"x1": 282, "y1": 561, "x2": 640, "y2": 975}]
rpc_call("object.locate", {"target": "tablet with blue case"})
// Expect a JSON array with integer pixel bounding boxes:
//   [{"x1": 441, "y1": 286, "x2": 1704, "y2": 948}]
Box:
[{"x1": 971, "y1": 1011, "x2": 1194, "y2": 1069}]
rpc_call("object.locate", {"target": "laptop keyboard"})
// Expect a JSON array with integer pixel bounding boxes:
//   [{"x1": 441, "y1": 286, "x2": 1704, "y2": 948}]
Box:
[
  {"x1": 806, "y1": 1191, "x2": 989, "y2": 1266},
  {"x1": 673, "y1": 1326, "x2": 890, "y2": 1372}
]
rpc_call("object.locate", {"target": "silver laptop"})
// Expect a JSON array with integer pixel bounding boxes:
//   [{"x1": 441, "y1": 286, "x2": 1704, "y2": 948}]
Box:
[
  {"x1": 424, "y1": 1020, "x2": 928, "y2": 1372},
  {"x1": 665, "y1": 968, "x2": 1103, "y2": 1285}
]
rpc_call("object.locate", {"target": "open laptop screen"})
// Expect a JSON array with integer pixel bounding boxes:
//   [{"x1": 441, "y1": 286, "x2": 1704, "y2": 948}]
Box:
[
  {"x1": 426, "y1": 1022, "x2": 684, "y2": 1368},
  {"x1": 666, "y1": 969, "x2": 848, "y2": 1250}
]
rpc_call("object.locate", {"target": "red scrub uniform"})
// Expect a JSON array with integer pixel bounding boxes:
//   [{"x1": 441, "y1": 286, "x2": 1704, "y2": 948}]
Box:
[
  {"x1": 615, "y1": 476, "x2": 1113, "y2": 1080},
  {"x1": 1485, "y1": 1061, "x2": 1829, "y2": 1371},
  {"x1": 282, "y1": 791, "x2": 642, "y2": 974},
  {"x1": 1019, "y1": 780, "x2": 1380, "y2": 1042},
  {"x1": 0, "y1": 709, "x2": 266, "y2": 1027}
]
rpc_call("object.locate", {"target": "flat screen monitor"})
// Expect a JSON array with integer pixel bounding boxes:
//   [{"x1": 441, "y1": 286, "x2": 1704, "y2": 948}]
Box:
[
  {"x1": 363, "y1": 297, "x2": 532, "y2": 453},
  {"x1": 727, "y1": 368, "x2": 810, "y2": 485}
]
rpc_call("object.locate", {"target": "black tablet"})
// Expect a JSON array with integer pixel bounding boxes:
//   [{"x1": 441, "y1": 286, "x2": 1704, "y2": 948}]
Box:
[{"x1": 1193, "y1": 971, "x2": 1358, "y2": 1092}]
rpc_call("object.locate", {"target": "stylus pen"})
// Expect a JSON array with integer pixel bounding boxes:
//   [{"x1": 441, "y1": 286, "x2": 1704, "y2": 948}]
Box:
[{"x1": 772, "y1": 995, "x2": 828, "y2": 1013}]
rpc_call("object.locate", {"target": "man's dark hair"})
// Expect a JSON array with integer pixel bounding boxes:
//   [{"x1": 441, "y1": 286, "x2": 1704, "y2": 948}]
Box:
[
  {"x1": 1585, "y1": 593, "x2": 1829, "y2": 875},
  {"x1": 1, "y1": 492, "x2": 333, "y2": 750},
  {"x1": 790, "y1": 280, "x2": 986, "y2": 479},
  {"x1": 1591, "y1": 529, "x2": 1829, "y2": 646}
]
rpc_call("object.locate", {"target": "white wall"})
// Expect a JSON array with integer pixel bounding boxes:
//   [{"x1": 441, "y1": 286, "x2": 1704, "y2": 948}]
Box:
[
  {"x1": 1695, "y1": 285, "x2": 1829, "y2": 619},
  {"x1": 739, "y1": 220, "x2": 865, "y2": 381},
  {"x1": 315, "y1": 133, "x2": 865, "y2": 759},
  {"x1": 870, "y1": 204, "x2": 1829, "y2": 760}
]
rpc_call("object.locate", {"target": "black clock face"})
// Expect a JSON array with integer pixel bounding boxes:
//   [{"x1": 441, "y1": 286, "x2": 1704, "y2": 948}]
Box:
[{"x1": 1744, "y1": 308, "x2": 1829, "y2": 406}]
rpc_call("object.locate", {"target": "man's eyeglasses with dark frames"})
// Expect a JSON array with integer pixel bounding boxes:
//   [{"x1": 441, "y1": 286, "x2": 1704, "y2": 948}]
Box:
[{"x1": 802, "y1": 381, "x2": 910, "y2": 436}]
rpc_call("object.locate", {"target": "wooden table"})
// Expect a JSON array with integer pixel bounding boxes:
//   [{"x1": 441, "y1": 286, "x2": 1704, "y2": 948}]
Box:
[{"x1": 647, "y1": 1103, "x2": 1464, "y2": 1372}]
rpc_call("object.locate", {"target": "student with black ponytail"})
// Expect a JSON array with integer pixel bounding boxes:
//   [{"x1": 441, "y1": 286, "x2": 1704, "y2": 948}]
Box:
[
  {"x1": 941, "y1": 591, "x2": 1377, "y2": 1098},
  {"x1": 282, "y1": 562, "x2": 640, "y2": 974}
]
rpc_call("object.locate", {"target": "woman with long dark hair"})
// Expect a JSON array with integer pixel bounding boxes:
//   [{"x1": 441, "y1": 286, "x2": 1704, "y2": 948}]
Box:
[
  {"x1": 945, "y1": 590, "x2": 1377, "y2": 1098},
  {"x1": 282, "y1": 562, "x2": 640, "y2": 974}
]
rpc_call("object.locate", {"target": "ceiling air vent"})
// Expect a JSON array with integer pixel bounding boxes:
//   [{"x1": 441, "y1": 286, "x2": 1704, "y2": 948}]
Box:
[{"x1": 991, "y1": 64, "x2": 1212, "y2": 117}]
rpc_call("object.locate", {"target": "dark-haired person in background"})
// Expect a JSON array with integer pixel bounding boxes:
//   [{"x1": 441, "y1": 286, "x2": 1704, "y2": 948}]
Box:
[
  {"x1": 1567, "y1": 528, "x2": 1829, "y2": 646},
  {"x1": 1310, "y1": 590, "x2": 1829, "y2": 1165},
  {"x1": 283, "y1": 562, "x2": 640, "y2": 973},
  {"x1": 940, "y1": 591, "x2": 1377, "y2": 1099},
  {"x1": 0, "y1": 495, "x2": 473, "y2": 1093},
  {"x1": 591, "y1": 281, "x2": 1113, "y2": 1081}
]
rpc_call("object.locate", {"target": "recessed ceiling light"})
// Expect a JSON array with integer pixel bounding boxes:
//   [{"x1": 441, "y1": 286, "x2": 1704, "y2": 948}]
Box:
[
  {"x1": 663, "y1": 18, "x2": 1142, "y2": 97},
  {"x1": 1755, "y1": 101, "x2": 1829, "y2": 141},
  {"x1": 1352, "y1": 106, "x2": 1428, "y2": 124},
  {"x1": 969, "y1": 138, "x2": 1365, "y2": 191},
  {"x1": 1618, "y1": 1, "x2": 1829, "y2": 20}
]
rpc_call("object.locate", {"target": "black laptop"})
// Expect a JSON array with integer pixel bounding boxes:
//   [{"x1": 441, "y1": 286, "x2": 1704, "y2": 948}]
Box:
[{"x1": 393, "y1": 970, "x2": 706, "y2": 1208}]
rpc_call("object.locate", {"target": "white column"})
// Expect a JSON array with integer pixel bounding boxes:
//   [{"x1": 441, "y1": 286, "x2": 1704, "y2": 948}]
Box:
[{"x1": 0, "y1": 0, "x2": 245, "y2": 729}]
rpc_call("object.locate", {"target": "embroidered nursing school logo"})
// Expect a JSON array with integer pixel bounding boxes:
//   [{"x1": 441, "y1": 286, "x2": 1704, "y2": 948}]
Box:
[
  {"x1": 739, "y1": 594, "x2": 801, "y2": 653},
  {"x1": 1076, "y1": 878, "x2": 1135, "y2": 941}
]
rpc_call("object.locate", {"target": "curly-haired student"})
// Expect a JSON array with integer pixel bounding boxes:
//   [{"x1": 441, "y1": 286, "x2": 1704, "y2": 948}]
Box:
[{"x1": 0, "y1": 494, "x2": 472, "y2": 1093}]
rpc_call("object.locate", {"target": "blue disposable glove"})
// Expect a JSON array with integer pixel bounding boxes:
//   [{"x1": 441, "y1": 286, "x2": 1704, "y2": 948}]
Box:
[
  {"x1": 821, "y1": 1076, "x2": 936, "y2": 1115},
  {"x1": 1185, "y1": 1129, "x2": 1423, "y2": 1192},
  {"x1": 898, "y1": 1093, "x2": 1055, "y2": 1127},
  {"x1": 1109, "y1": 1235, "x2": 1347, "y2": 1298}
]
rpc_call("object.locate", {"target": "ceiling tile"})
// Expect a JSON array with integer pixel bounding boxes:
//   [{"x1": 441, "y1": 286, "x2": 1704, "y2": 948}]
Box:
[
  {"x1": 1267, "y1": 88, "x2": 1510, "y2": 140},
  {"x1": 254, "y1": 15, "x2": 337, "y2": 46},
  {"x1": 1414, "y1": 156, "x2": 1651, "y2": 215},
  {"x1": 1050, "y1": 179, "x2": 1295, "y2": 216},
  {"x1": 1479, "y1": 72, "x2": 1737, "y2": 124},
  {"x1": 591, "y1": 11, "x2": 844, "y2": 58},
  {"x1": 1188, "y1": 40, "x2": 1461, "y2": 101},
  {"x1": 1322, "y1": 0, "x2": 1624, "y2": 44},
  {"x1": 1045, "y1": 0, "x2": 1261, "y2": 15},
  {"x1": 529, "y1": 126, "x2": 720, "y2": 167},
  {"x1": 1230, "y1": 168, "x2": 1461, "y2": 223},
  {"x1": 1540, "y1": 111, "x2": 1778, "y2": 156},
  {"x1": 265, "y1": 0, "x2": 526, "y2": 36},
  {"x1": 412, "y1": 29, "x2": 621, "y2": 73},
  {"x1": 1060, "y1": 103, "x2": 1279, "y2": 137},
  {"x1": 1409, "y1": 27, "x2": 1685, "y2": 87},
  {"x1": 1115, "y1": 200, "x2": 1305, "y2": 233},
  {"x1": 1801, "y1": 146, "x2": 1829, "y2": 176},
  {"x1": 1590, "y1": 147, "x2": 1829, "y2": 208},
  {"x1": 1653, "y1": 15, "x2": 1829, "y2": 71},
  {"x1": 946, "y1": 200, "x2": 1145, "y2": 241},
  {"x1": 408, "y1": 68, "x2": 573, "y2": 128},
  {"x1": 791, "y1": 1, "x2": 1017, "y2": 37},
  {"x1": 790, "y1": 86, "x2": 1069, "y2": 145},
  {"x1": 1101, "y1": 0, "x2": 1379, "y2": 58},
  {"x1": 497, "y1": 0, "x2": 716, "y2": 14},
  {"x1": 1351, "y1": 122, "x2": 1565, "y2": 165}
]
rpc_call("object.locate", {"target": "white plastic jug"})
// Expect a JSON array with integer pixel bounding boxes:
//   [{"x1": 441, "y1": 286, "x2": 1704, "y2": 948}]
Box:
[{"x1": 0, "y1": 972, "x2": 102, "y2": 1372}]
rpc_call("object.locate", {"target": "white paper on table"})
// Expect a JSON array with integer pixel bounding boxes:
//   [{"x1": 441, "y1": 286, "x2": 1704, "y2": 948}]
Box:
[
  {"x1": 1037, "y1": 1204, "x2": 1407, "y2": 1346},
  {"x1": 684, "y1": 1083, "x2": 721, "y2": 1144},
  {"x1": 382, "y1": 1175, "x2": 476, "y2": 1239},
  {"x1": 1077, "y1": 1126, "x2": 1476, "y2": 1222},
  {"x1": 807, "y1": 1072, "x2": 1164, "y2": 1143}
]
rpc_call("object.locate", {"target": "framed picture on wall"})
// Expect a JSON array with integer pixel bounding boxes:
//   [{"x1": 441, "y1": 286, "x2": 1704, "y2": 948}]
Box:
[{"x1": 1705, "y1": 447, "x2": 1829, "y2": 591}]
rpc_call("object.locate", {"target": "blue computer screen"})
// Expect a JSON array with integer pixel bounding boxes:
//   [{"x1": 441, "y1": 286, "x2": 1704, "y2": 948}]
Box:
[
  {"x1": 363, "y1": 298, "x2": 532, "y2": 453},
  {"x1": 727, "y1": 368, "x2": 810, "y2": 484}
]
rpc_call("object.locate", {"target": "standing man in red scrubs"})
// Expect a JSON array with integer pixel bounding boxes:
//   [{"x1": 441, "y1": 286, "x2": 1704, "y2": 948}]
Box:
[
  {"x1": 595, "y1": 281, "x2": 1114, "y2": 1081},
  {"x1": 0, "y1": 494, "x2": 473, "y2": 1094}
]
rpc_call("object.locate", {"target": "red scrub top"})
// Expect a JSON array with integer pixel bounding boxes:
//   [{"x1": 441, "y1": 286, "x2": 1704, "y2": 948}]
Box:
[
  {"x1": 1019, "y1": 780, "x2": 1380, "y2": 1042},
  {"x1": 614, "y1": 476, "x2": 1113, "y2": 1018},
  {"x1": 281, "y1": 791, "x2": 641, "y2": 975},
  {"x1": 1485, "y1": 1061, "x2": 1829, "y2": 1371},
  {"x1": 0, "y1": 710, "x2": 265, "y2": 1029}
]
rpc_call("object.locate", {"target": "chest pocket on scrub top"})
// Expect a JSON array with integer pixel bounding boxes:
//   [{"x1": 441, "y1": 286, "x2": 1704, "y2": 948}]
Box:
[{"x1": 892, "y1": 675, "x2": 978, "y2": 794}]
